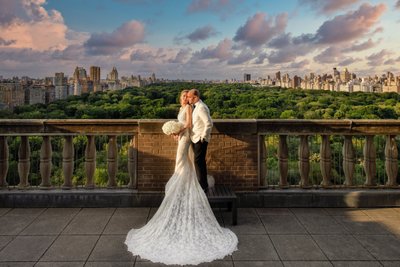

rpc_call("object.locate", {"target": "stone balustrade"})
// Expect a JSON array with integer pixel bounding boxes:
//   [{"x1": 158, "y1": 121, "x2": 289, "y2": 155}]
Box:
[{"x1": 0, "y1": 119, "x2": 399, "y2": 192}]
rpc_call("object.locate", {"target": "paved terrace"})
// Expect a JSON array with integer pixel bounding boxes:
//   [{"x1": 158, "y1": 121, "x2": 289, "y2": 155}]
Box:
[{"x1": 0, "y1": 207, "x2": 400, "y2": 266}]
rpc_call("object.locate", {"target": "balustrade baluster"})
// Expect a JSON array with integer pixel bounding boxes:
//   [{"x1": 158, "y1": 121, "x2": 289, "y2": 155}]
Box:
[
  {"x1": 298, "y1": 135, "x2": 311, "y2": 188},
  {"x1": 363, "y1": 135, "x2": 376, "y2": 186},
  {"x1": 107, "y1": 135, "x2": 117, "y2": 188},
  {"x1": 320, "y1": 135, "x2": 332, "y2": 187},
  {"x1": 62, "y1": 136, "x2": 74, "y2": 189},
  {"x1": 385, "y1": 135, "x2": 398, "y2": 187},
  {"x1": 39, "y1": 136, "x2": 52, "y2": 189},
  {"x1": 128, "y1": 135, "x2": 138, "y2": 189},
  {"x1": 278, "y1": 135, "x2": 289, "y2": 188},
  {"x1": 18, "y1": 136, "x2": 30, "y2": 189},
  {"x1": 0, "y1": 136, "x2": 8, "y2": 188},
  {"x1": 85, "y1": 135, "x2": 96, "y2": 189},
  {"x1": 259, "y1": 135, "x2": 267, "y2": 187},
  {"x1": 343, "y1": 136, "x2": 355, "y2": 186}
]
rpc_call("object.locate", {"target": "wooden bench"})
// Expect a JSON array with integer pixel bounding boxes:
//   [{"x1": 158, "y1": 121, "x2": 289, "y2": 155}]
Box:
[{"x1": 206, "y1": 185, "x2": 237, "y2": 225}]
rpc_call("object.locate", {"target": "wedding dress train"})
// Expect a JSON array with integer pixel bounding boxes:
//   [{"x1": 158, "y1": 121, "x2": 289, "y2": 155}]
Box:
[{"x1": 125, "y1": 105, "x2": 238, "y2": 265}]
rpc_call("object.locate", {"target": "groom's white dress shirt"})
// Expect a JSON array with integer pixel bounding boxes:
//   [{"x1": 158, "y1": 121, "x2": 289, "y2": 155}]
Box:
[{"x1": 190, "y1": 100, "x2": 213, "y2": 143}]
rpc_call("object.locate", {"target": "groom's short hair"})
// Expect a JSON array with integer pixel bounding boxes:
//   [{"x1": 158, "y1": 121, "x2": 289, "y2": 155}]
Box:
[{"x1": 190, "y1": 89, "x2": 200, "y2": 98}]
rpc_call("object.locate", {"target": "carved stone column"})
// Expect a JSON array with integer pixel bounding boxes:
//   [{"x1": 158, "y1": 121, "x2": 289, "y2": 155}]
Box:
[
  {"x1": 298, "y1": 135, "x2": 310, "y2": 188},
  {"x1": 258, "y1": 135, "x2": 267, "y2": 187},
  {"x1": 127, "y1": 135, "x2": 138, "y2": 189},
  {"x1": 85, "y1": 135, "x2": 96, "y2": 189},
  {"x1": 0, "y1": 136, "x2": 8, "y2": 188},
  {"x1": 39, "y1": 136, "x2": 52, "y2": 189},
  {"x1": 62, "y1": 136, "x2": 74, "y2": 189},
  {"x1": 278, "y1": 135, "x2": 289, "y2": 188},
  {"x1": 342, "y1": 136, "x2": 355, "y2": 186},
  {"x1": 363, "y1": 135, "x2": 376, "y2": 186},
  {"x1": 18, "y1": 136, "x2": 30, "y2": 189},
  {"x1": 385, "y1": 135, "x2": 398, "y2": 187},
  {"x1": 107, "y1": 135, "x2": 117, "y2": 188},
  {"x1": 320, "y1": 135, "x2": 332, "y2": 187}
]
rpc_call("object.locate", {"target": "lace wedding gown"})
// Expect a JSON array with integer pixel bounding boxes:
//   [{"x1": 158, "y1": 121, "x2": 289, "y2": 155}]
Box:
[{"x1": 125, "y1": 105, "x2": 238, "y2": 266}]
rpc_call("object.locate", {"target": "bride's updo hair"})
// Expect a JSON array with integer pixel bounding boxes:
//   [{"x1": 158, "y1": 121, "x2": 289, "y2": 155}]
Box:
[{"x1": 180, "y1": 90, "x2": 189, "y2": 105}]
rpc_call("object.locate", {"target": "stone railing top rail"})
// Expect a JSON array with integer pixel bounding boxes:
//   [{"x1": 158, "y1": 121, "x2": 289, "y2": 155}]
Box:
[{"x1": 0, "y1": 119, "x2": 399, "y2": 136}]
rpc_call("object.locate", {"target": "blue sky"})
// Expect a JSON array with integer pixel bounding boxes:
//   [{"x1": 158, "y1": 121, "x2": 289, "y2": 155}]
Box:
[{"x1": 0, "y1": 0, "x2": 399, "y2": 80}]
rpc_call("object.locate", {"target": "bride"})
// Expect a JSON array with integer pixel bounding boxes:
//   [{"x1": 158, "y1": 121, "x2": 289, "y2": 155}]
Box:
[{"x1": 125, "y1": 90, "x2": 238, "y2": 265}]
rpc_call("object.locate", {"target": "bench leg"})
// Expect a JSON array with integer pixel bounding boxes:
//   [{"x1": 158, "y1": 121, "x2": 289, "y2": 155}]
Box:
[
  {"x1": 227, "y1": 202, "x2": 232, "y2": 212},
  {"x1": 232, "y1": 200, "x2": 237, "y2": 226}
]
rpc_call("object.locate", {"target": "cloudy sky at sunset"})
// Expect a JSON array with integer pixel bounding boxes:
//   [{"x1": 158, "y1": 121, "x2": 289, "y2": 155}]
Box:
[{"x1": 0, "y1": 0, "x2": 399, "y2": 80}]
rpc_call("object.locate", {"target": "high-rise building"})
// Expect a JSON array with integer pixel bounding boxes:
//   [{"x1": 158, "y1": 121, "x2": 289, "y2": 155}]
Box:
[
  {"x1": 244, "y1": 73, "x2": 251, "y2": 82},
  {"x1": 108, "y1": 67, "x2": 118, "y2": 81},
  {"x1": 54, "y1": 72, "x2": 68, "y2": 99},
  {"x1": 73, "y1": 66, "x2": 88, "y2": 95},
  {"x1": 0, "y1": 81, "x2": 24, "y2": 109},
  {"x1": 90, "y1": 66, "x2": 101, "y2": 92},
  {"x1": 340, "y1": 68, "x2": 351, "y2": 83}
]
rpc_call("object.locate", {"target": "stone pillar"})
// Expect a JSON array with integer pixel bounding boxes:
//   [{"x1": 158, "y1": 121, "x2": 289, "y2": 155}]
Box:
[
  {"x1": 363, "y1": 135, "x2": 376, "y2": 186},
  {"x1": 127, "y1": 135, "x2": 138, "y2": 189},
  {"x1": 0, "y1": 136, "x2": 8, "y2": 188},
  {"x1": 62, "y1": 136, "x2": 74, "y2": 189},
  {"x1": 278, "y1": 135, "x2": 289, "y2": 188},
  {"x1": 320, "y1": 135, "x2": 332, "y2": 187},
  {"x1": 85, "y1": 135, "x2": 96, "y2": 189},
  {"x1": 342, "y1": 136, "x2": 355, "y2": 186},
  {"x1": 39, "y1": 136, "x2": 52, "y2": 189},
  {"x1": 107, "y1": 135, "x2": 117, "y2": 188},
  {"x1": 298, "y1": 135, "x2": 310, "y2": 188},
  {"x1": 259, "y1": 135, "x2": 267, "y2": 187},
  {"x1": 385, "y1": 135, "x2": 398, "y2": 187},
  {"x1": 18, "y1": 136, "x2": 30, "y2": 189}
]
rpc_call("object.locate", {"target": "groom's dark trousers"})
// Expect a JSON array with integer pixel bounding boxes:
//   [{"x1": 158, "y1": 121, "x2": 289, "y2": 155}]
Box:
[{"x1": 193, "y1": 140, "x2": 209, "y2": 191}]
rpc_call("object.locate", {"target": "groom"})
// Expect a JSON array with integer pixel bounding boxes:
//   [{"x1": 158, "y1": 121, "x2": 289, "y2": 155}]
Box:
[{"x1": 187, "y1": 89, "x2": 213, "y2": 192}]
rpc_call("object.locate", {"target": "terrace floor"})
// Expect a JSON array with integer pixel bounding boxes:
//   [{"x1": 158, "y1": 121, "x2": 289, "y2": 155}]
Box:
[{"x1": 0, "y1": 207, "x2": 400, "y2": 266}]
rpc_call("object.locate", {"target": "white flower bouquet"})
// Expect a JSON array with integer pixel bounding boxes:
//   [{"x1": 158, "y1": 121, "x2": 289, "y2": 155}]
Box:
[{"x1": 162, "y1": 120, "x2": 183, "y2": 135}]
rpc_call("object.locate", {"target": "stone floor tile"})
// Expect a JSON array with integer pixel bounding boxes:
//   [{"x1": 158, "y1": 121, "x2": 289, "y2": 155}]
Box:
[
  {"x1": 355, "y1": 235, "x2": 400, "y2": 260},
  {"x1": 62, "y1": 215, "x2": 111, "y2": 235},
  {"x1": 236, "y1": 208, "x2": 258, "y2": 217},
  {"x1": 260, "y1": 215, "x2": 307, "y2": 234},
  {"x1": 114, "y1": 208, "x2": 150, "y2": 217},
  {"x1": 0, "y1": 236, "x2": 14, "y2": 251},
  {"x1": 270, "y1": 235, "x2": 327, "y2": 261},
  {"x1": 195, "y1": 261, "x2": 234, "y2": 266},
  {"x1": 0, "y1": 263, "x2": 35, "y2": 267},
  {"x1": 380, "y1": 261, "x2": 400, "y2": 266},
  {"x1": 78, "y1": 208, "x2": 115, "y2": 216},
  {"x1": 40, "y1": 208, "x2": 81, "y2": 217},
  {"x1": 234, "y1": 261, "x2": 283, "y2": 267},
  {"x1": 296, "y1": 215, "x2": 349, "y2": 234},
  {"x1": 20, "y1": 215, "x2": 72, "y2": 235},
  {"x1": 232, "y1": 235, "x2": 279, "y2": 261},
  {"x1": 224, "y1": 214, "x2": 266, "y2": 234},
  {"x1": 35, "y1": 262, "x2": 84, "y2": 267},
  {"x1": 85, "y1": 262, "x2": 134, "y2": 267},
  {"x1": 334, "y1": 216, "x2": 392, "y2": 235},
  {"x1": 331, "y1": 261, "x2": 382, "y2": 267},
  {"x1": 104, "y1": 215, "x2": 147, "y2": 235},
  {"x1": 374, "y1": 219, "x2": 400, "y2": 235},
  {"x1": 40, "y1": 235, "x2": 98, "y2": 262},
  {"x1": 88, "y1": 235, "x2": 135, "y2": 262},
  {"x1": 0, "y1": 236, "x2": 55, "y2": 261},
  {"x1": 283, "y1": 261, "x2": 333, "y2": 267},
  {"x1": 0, "y1": 208, "x2": 10, "y2": 217},
  {"x1": 312, "y1": 235, "x2": 374, "y2": 260},
  {"x1": 290, "y1": 208, "x2": 329, "y2": 216},
  {"x1": 324, "y1": 208, "x2": 367, "y2": 216},
  {"x1": 5, "y1": 208, "x2": 45, "y2": 216},
  {"x1": 0, "y1": 215, "x2": 37, "y2": 235},
  {"x1": 363, "y1": 208, "x2": 400, "y2": 218},
  {"x1": 256, "y1": 208, "x2": 291, "y2": 216}
]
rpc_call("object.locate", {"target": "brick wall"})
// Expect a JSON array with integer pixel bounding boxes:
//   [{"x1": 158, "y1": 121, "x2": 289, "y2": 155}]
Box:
[{"x1": 137, "y1": 120, "x2": 259, "y2": 191}]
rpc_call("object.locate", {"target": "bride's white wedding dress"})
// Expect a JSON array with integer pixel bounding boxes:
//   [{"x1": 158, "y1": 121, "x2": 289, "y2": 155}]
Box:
[{"x1": 125, "y1": 105, "x2": 238, "y2": 265}]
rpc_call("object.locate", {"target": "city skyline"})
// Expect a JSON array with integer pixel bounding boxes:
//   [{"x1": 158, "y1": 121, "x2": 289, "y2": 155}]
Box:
[{"x1": 0, "y1": 0, "x2": 400, "y2": 80}]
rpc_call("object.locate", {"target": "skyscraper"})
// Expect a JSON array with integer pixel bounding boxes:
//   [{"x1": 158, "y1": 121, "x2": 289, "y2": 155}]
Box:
[
  {"x1": 90, "y1": 66, "x2": 101, "y2": 92},
  {"x1": 54, "y1": 72, "x2": 68, "y2": 99}
]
